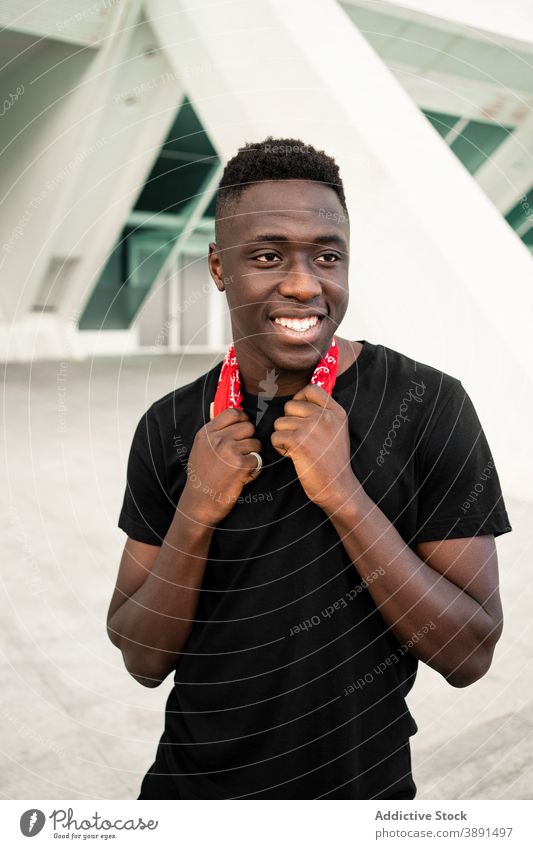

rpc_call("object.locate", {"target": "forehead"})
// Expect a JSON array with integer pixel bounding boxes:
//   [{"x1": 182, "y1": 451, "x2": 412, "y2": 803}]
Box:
[{"x1": 225, "y1": 179, "x2": 349, "y2": 240}]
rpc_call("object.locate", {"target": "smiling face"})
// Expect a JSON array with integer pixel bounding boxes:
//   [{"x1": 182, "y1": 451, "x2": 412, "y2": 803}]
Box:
[{"x1": 208, "y1": 179, "x2": 350, "y2": 394}]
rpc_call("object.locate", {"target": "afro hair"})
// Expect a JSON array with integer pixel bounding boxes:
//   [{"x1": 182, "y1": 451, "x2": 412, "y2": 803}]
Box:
[{"x1": 214, "y1": 137, "x2": 348, "y2": 241}]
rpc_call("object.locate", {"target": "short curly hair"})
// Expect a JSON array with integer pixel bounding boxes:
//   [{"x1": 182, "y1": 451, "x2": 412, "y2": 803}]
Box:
[{"x1": 214, "y1": 137, "x2": 348, "y2": 241}]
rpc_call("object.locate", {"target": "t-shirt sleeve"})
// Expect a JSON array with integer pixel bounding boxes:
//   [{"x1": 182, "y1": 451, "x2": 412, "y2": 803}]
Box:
[
  {"x1": 117, "y1": 404, "x2": 174, "y2": 545},
  {"x1": 414, "y1": 380, "x2": 512, "y2": 544}
]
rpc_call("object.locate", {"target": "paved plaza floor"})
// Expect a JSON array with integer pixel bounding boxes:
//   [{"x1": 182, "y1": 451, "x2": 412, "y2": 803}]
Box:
[{"x1": 2, "y1": 354, "x2": 531, "y2": 799}]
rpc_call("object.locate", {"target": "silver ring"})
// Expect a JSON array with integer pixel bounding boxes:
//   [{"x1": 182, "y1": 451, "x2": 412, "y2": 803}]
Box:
[{"x1": 248, "y1": 451, "x2": 262, "y2": 473}]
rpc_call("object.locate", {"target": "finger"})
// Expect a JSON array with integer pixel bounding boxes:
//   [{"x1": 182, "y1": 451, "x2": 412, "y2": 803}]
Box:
[
  {"x1": 242, "y1": 450, "x2": 263, "y2": 481},
  {"x1": 217, "y1": 420, "x2": 256, "y2": 441},
  {"x1": 210, "y1": 407, "x2": 248, "y2": 430},
  {"x1": 234, "y1": 438, "x2": 262, "y2": 455},
  {"x1": 271, "y1": 431, "x2": 292, "y2": 457},
  {"x1": 216, "y1": 440, "x2": 262, "y2": 474},
  {"x1": 272, "y1": 415, "x2": 305, "y2": 431},
  {"x1": 248, "y1": 457, "x2": 263, "y2": 480},
  {"x1": 291, "y1": 383, "x2": 332, "y2": 408},
  {"x1": 282, "y1": 399, "x2": 319, "y2": 418}
]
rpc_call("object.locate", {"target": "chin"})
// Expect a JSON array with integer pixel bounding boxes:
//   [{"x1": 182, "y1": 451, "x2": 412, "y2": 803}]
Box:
[{"x1": 262, "y1": 342, "x2": 325, "y2": 373}]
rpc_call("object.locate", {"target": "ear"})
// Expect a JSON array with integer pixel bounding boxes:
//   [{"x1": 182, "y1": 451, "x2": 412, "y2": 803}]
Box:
[{"x1": 208, "y1": 243, "x2": 226, "y2": 292}]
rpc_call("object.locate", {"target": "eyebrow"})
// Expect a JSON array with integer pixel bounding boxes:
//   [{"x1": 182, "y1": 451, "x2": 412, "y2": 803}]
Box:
[{"x1": 244, "y1": 233, "x2": 348, "y2": 248}]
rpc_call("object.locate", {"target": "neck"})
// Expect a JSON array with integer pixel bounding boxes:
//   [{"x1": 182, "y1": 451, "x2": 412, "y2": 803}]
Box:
[
  {"x1": 232, "y1": 336, "x2": 354, "y2": 397},
  {"x1": 240, "y1": 365, "x2": 316, "y2": 398}
]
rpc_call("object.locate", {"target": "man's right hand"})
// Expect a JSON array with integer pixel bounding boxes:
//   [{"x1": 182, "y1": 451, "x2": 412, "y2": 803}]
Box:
[{"x1": 178, "y1": 408, "x2": 262, "y2": 526}]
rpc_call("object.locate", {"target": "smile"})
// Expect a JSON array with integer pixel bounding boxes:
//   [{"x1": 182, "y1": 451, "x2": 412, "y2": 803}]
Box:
[{"x1": 269, "y1": 315, "x2": 323, "y2": 340}]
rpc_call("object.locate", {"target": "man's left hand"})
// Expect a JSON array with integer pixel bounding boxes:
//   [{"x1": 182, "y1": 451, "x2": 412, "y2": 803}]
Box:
[{"x1": 271, "y1": 384, "x2": 357, "y2": 513}]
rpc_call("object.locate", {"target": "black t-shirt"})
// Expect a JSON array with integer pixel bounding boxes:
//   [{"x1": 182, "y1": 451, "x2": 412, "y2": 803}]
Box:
[{"x1": 118, "y1": 340, "x2": 512, "y2": 799}]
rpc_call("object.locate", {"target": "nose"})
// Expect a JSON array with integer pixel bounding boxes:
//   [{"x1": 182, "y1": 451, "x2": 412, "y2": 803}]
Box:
[{"x1": 277, "y1": 259, "x2": 323, "y2": 301}]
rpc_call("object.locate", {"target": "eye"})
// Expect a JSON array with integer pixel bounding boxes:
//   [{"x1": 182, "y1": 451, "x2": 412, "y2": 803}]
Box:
[
  {"x1": 254, "y1": 252, "x2": 281, "y2": 263},
  {"x1": 317, "y1": 252, "x2": 340, "y2": 263}
]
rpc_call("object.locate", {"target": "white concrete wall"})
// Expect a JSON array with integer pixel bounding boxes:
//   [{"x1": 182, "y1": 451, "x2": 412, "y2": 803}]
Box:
[
  {"x1": 146, "y1": 0, "x2": 533, "y2": 501},
  {"x1": 344, "y1": 0, "x2": 533, "y2": 53},
  {"x1": 0, "y1": 38, "x2": 96, "y2": 320},
  {"x1": 2, "y1": 0, "x2": 532, "y2": 500},
  {"x1": 0, "y1": 0, "x2": 117, "y2": 46},
  {"x1": 476, "y1": 112, "x2": 533, "y2": 212},
  {"x1": 0, "y1": 3, "x2": 184, "y2": 360}
]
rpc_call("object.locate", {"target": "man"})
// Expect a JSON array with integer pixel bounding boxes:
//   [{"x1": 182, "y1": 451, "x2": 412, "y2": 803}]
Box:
[{"x1": 107, "y1": 137, "x2": 512, "y2": 799}]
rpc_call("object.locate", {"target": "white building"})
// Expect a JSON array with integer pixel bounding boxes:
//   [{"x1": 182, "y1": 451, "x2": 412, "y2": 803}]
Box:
[{"x1": 1, "y1": 0, "x2": 532, "y2": 498}]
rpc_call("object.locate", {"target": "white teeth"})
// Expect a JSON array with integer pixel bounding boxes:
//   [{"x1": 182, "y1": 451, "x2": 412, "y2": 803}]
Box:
[{"x1": 273, "y1": 315, "x2": 319, "y2": 332}]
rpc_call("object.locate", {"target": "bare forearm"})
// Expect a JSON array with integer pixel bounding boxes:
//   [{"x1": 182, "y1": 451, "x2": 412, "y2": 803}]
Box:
[
  {"x1": 109, "y1": 511, "x2": 213, "y2": 685},
  {"x1": 325, "y1": 480, "x2": 497, "y2": 683}
]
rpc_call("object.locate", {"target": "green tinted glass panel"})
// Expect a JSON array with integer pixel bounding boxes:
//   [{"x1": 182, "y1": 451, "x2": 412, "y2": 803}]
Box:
[
  {"x1": 80, "y1": 97, "x2": 219, "y2": 330},
  {"x1": 162, "y1": 96, "x2": 218, "y2": 157},
  {"x1": 422, "y1": 110, "x2": 461, "y2": 138},
  {"x1": 136, "y1": 158, "x2": 216, "y2": 214},
  {"x1": 450, "y1": 120, "x2": 512, "y2": 174},
  {"x1": 521, "y1": 224, "x2": 533, "y2": 248},
  {"x1": 79, "y1": 230, "x2": 174, "y2": 330},
  {"x1": 135, "y1": 96, "x2": 219, "y2": 213},
  {"x1": 505, "y1": 188, "x2": 533, "y2": 231}
]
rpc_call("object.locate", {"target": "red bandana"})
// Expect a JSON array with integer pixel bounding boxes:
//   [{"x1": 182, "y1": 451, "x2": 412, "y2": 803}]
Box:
[{"x1": 210, "y1": 336, "x2": 339, "y2": 420}]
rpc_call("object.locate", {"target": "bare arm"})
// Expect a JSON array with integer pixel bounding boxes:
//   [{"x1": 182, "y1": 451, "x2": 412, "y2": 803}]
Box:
[
  {"x1": 271, "y1": 384, "x2": 504, "y2": 688},
  {"x1": 107, "y1": 406, "x2": 262, "y2": 687},
  {"x1": 326, "y1": 485, "x2": 503, "y2": 687},
  {"x1": 106, "y1": 512, "x2": 213, "y2": 688}
]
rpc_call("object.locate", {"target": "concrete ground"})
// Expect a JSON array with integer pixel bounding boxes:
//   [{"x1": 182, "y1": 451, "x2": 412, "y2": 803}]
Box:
[{"x1": 1, "y1": 353, "x2": 531, "y2": 800}]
